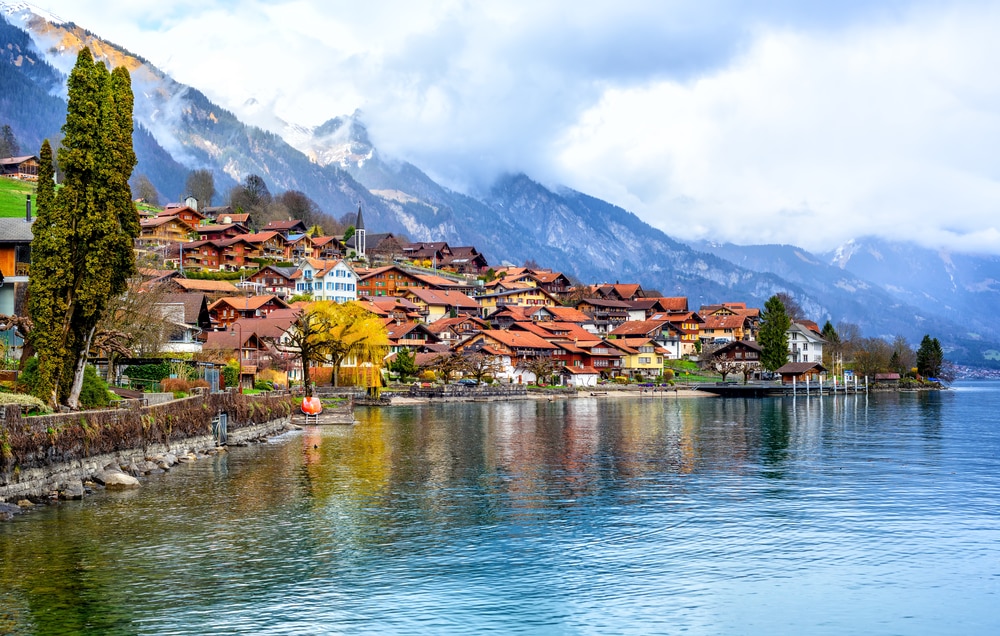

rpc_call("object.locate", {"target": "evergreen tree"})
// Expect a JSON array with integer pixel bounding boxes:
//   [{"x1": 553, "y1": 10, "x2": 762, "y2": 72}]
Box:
[
  {"x1": 916, "y1": 335, "x2": 944, "y2": 379},
  {"x1": 821, "y1": 320, "x2": 839, "y2": 344},
  {"x1": 758, "y1": 295, "x2": 791, "y2": 372},
  {"x1": 25, "y1": 139, "x2": 66, "y2": 403},
  {"x1": 388, "y1": 348, "x2": 418, "y2": 380},
  {"x1": 26, "y1": 49, "x2": 139, "y2": 409},
  {"x1": 0, "y1": 124, "x2": 19, "y2": 157}
]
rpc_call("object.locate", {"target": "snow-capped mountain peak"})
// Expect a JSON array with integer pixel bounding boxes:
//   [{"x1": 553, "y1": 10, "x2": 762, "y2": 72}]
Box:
[
  {"x1": 0, "y1": 1, "x2": 65, "y2": 24},
  {"x1": 282, "y1": 111, "x2": 375, "y2": 169}
]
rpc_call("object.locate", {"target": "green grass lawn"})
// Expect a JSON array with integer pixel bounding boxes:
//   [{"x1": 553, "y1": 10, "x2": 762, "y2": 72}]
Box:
[
  {"x1": 0, "y1": 177, "x2": 36, "y2": 218},
  {"x1": 136, "y1": 201, "x2": 161, "y2": 215},
  {"x1": 1, "y1": 178, "x2": 160, "y2": 218},
  {"x1": 665, "y1": 359, "x2": 721, "y2": 383}
]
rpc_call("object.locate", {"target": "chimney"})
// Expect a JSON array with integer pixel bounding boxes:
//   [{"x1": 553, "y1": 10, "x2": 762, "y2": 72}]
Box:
[{"x1": 25, "y1": 194, "x2": 31, "y2": 222}]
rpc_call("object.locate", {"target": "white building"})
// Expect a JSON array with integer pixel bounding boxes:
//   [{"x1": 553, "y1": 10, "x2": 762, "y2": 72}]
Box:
[
  {"x1": 787, "y1": 322, "x2": 826, "y2": 363},
  {"x1": 294, "y1": 258, "x2": 358, "y2": 303}
]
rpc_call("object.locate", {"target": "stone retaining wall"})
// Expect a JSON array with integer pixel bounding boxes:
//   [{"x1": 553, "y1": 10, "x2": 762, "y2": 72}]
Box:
[
  {"x1": 0, "y1": 416, "x2": 289, "y2": 503},
  {"x1": 1, "y1": 392, "x2": 293, "y2": 504}
]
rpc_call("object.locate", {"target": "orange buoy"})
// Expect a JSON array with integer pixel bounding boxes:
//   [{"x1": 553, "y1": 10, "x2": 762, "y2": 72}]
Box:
[{"x1": 301, "y1": 396, "x2": 323, "y2": 415}]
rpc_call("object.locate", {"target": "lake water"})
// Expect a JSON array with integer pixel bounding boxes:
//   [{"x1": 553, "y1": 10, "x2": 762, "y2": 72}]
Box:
[{"x1": 2, "y1": 383, "x2": 999, "y2": 635}]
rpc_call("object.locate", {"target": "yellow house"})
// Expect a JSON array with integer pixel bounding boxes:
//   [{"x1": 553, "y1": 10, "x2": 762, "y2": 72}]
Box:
[
  {"x1": 611, "y1": 337, "x2": 667, "y2": 378},
  {"x1": 402, "y1": 288, "x2": 481, "y2": 323},
  {"x1": 701, "y1": 313, "x2": 751, "y2": 343},
  {"x1": 476, "y1": 287, "x2": 559, "y2": 318}
]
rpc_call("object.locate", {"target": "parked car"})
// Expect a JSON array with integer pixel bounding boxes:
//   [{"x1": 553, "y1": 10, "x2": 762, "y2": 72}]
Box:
[{"x1": 456, "y1": 378, "x2": 479, "y2": 386}]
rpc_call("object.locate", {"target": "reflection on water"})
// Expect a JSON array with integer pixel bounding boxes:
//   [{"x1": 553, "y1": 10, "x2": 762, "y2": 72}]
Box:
[{"x1": 2, "y1": 385, "x2": 1000, "y2": 635}]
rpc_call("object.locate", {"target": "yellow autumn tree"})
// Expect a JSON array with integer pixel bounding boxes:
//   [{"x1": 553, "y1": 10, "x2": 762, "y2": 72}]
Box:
[{"x1": 283, "y1": 301, "x2": 389, "y2": 396}]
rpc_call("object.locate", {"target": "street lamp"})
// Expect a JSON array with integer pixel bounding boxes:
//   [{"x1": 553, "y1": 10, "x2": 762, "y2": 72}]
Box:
[
  {"x1": 231, "y1": 321, "x2": 243, "y2": 393},
  {"x1": 229, "y1": 292, "x2": 253, "y2": 393}
]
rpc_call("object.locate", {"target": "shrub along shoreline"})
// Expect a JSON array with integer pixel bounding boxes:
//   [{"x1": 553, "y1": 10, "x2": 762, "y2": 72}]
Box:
[{"x1": 0, "y1": 392, "x2": 293, "y2": 511}]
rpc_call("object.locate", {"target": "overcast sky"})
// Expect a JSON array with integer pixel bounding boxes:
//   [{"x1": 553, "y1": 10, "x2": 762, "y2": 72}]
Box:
[{"x1": 26, "y1": 0, "x2": 1000, "y2": 254}]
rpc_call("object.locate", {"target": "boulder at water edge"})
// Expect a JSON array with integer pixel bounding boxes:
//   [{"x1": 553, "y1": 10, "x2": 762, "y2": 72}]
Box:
[
  {"x1": 0, "y1": 502, "x2": 22, "y2": 521},
  {"x1": 96, "y1": 470, "x2": 141, "y2": 490},
  {"x1": 61, "y1": 481, "x2": 85, "y2": 500}
]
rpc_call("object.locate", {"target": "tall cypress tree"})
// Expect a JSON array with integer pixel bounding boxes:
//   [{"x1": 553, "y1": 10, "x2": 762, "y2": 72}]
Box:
[
  {"x1": 759, "y1": 295, "x2": 791, "y2": 372},
  {"x1": 26, "y1": 139, "x2": 69, "y2": 405},
  {"x1": 27, "y1": 48, "x2": 138, "y2": 409}
]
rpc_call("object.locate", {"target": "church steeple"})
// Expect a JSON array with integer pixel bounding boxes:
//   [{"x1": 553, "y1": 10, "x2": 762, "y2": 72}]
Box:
[
  {"x1": 354, "y1": 203, "x2": 366, "y2": 258},
  {"x1": 355, "y1": 204, "x2": 365, "y2": 232}
]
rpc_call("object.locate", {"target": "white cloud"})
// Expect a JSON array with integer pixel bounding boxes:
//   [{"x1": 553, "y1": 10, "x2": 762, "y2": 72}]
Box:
[
  {"x1": 30, "y1": 0, "x2": 1000, "y2": 253},
  {"x1": 554, "y1": 4, "x2": 1000, "y2": 252}
]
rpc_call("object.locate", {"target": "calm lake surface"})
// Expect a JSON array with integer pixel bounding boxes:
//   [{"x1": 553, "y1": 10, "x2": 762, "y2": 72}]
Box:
[{"x1": 2, "y1": 383, "x2": 999, "y2": 635}]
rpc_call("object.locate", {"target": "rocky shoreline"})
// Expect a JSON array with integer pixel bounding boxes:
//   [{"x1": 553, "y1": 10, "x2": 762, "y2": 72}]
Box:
[{"x1": 0, "y1": 415, "x2": 292, "y2": 521}]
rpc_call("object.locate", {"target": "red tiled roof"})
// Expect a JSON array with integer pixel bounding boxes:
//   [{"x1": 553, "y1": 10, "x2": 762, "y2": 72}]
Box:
[
  {"x1": 546, "y1": 306, "x2": 593, "y2": 323},
  {"x1": 405, "y1": 288, "x2": 479, "y2": 308},
  {"x1": 702, "y1": 314, "x2": 749, "y2": 330},
  {"x1": 172, "y1": 279, "x2": 240, "y2": 293},
  {"x1": 209, "y1": 294, "x2": 289, "y2": 312},
  {"x1": 478, "y1": 329, "x2": 559, "y2": 350},
  {"x1": 609, "y1": 320, "x2": 672, "y2": 337}
]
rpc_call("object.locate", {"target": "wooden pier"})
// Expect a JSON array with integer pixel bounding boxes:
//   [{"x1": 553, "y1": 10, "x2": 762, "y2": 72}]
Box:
[{"x1": 696, "y1": 379, "x2": 867, "y2": 398}]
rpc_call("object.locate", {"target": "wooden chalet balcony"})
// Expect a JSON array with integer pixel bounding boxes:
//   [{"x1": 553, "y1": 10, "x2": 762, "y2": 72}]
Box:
[{"x1": 238, "y1": 351, "x2": 266, "y2": 364}]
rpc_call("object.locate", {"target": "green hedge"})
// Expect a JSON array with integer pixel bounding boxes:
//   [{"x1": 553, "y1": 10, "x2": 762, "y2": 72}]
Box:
[{"x1": 124, "y1": 363, "x2": 172, "y2": 382}]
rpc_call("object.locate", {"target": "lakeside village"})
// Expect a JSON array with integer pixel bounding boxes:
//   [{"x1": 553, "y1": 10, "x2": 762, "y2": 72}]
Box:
[
  {"x1": 0, "y1": 52, "x2": 950, "y2": 516},
  {"x1": 2, "y1": 159, "x2": 949, "y2": 405},
  {"x1": 0, "y1": 159, "x2": 952, "y2": 511}
]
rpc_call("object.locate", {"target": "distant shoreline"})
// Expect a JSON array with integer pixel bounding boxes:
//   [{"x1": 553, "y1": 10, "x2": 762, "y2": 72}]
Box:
[{"x1": 375, "y1": 385, "x2": 709, "y2": 407}]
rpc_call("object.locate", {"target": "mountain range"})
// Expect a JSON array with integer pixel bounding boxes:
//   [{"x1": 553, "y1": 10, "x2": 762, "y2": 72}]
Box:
[{"x1": 2, "y1": 4, "x2": 999, "y2": 367}]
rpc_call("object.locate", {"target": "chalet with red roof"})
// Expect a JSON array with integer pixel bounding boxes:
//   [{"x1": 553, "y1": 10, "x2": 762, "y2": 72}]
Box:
[
  {"x1": 652, "y1": 311, "x2": 704, "y2": 356},
  {"x1": 208, "y1": 294, "x2": 291, "y2": 329},
  {"x1": 439, "y1": 246, "x2": 489, "y2": 275},
  {"x1": 425, "y1": 315, "x2": 490, "y2": 344},
  {"x1": 139, "y1": 216, "x2": 193, "y2": 245},
  {"x1": 238, "y1": 231, "x2": 286, "y2": 261},
  {"x1": 576, "y1": 298, "x2": 631, "y2": 334},
  {"x1": 701, "y1": 313, "x2": 754, "y2": 344},
  {"x1": 246, "y1": 265, "x2": 298, "y2": 298},
  {"x1": 402, "y1": 288, "x2": 481, "y2": 323},
  {"x1": 156, "y1": 206, "x2": 205, "y2": 228},
  {"x1": 284, "y1": 233, "x2": 314, "y2": 261},
  {"x1": 475, "y1": 287, "x2": 560, "y2": 318},
  {"x1": 357, "y1": 265, "x2": 437, "y2": 297},
  {"x1": 194, "y1": 223, "x2": 247, "y2": 242},
  {"x1": 385, "y1": 321, "x2": 441, "y2": 353},
  {"x1": 403, "y1": 242, "x2": 451, "y2": 264},
  {"x1": 310, "y1": 236, "x2": 342, "y2": 260},
  {"x1": 456, "y1": 329, "x2": 559, "y2": 384}
]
